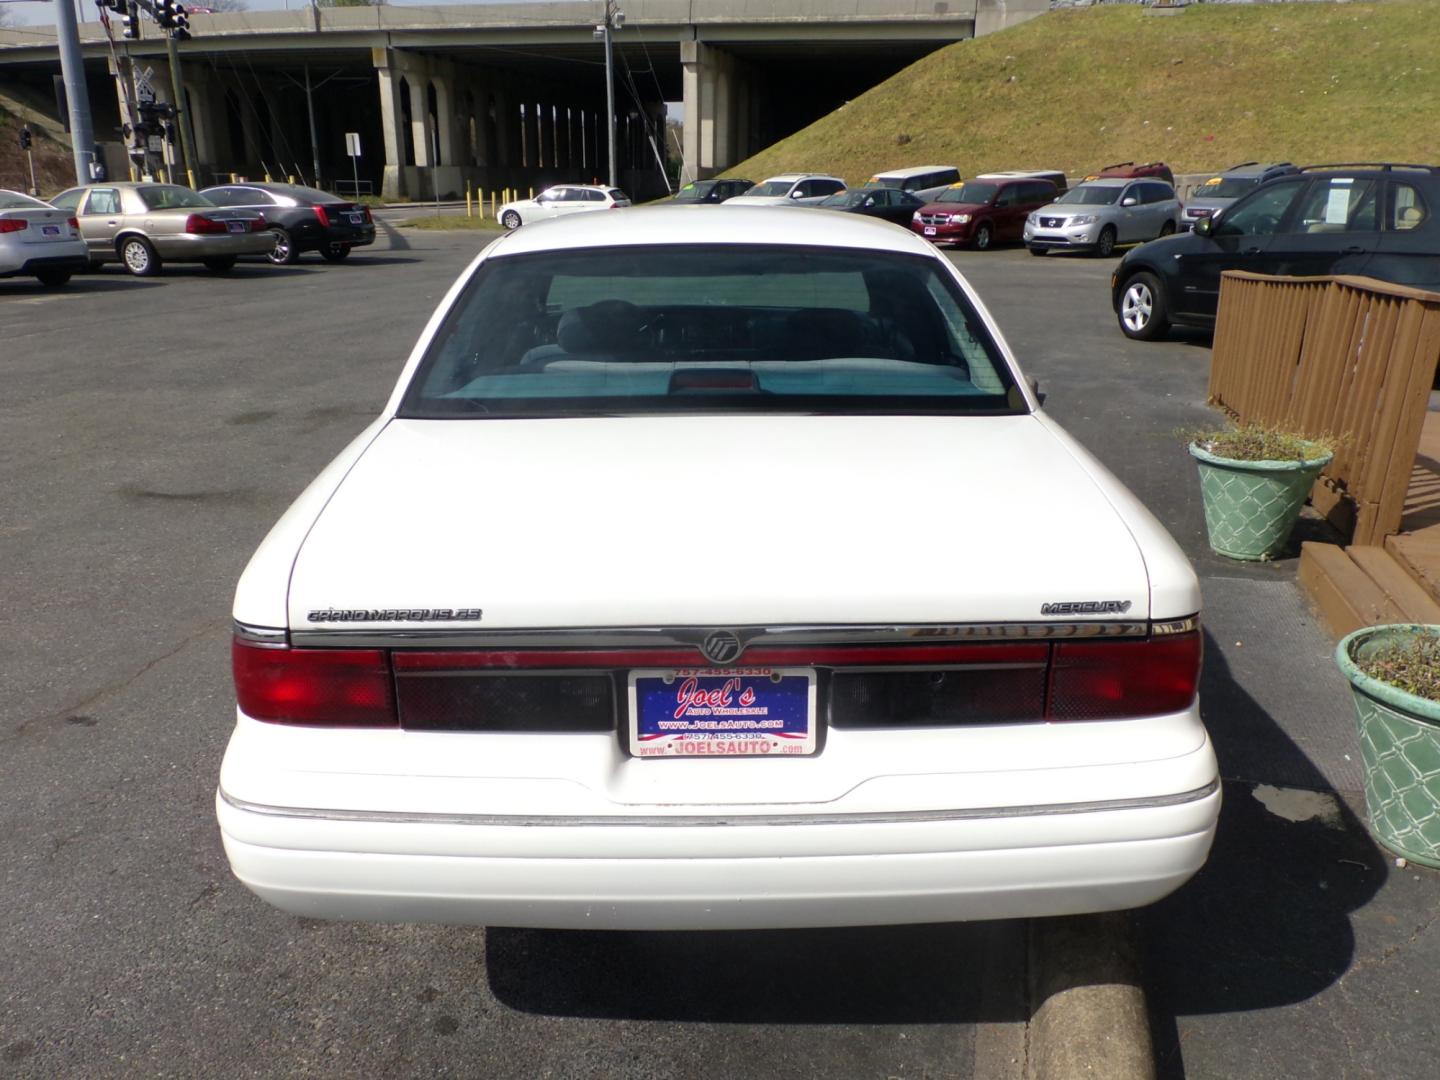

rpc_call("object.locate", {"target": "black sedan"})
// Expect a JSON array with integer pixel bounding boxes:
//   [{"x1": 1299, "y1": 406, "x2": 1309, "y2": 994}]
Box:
[
  {"x1": 816, "y1": 187, "x2": 925, "y2": 226},
  {"x1": 199, "y1": 182, "x2": 376, "y2": 265},
  {"x1": 1113, "y1": 163, "x2": 1440, "y2": 340},
  {"x1": 671, "y1": 178, "x2": 754, "y2": 204}
]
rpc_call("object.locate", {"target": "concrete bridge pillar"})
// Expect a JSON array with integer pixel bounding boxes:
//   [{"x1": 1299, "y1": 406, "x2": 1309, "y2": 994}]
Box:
[
  {"x1": 374, "y1": 48, "x2": 412, "y2": 199},
  {"x1": 681, "y1": 41, "x2": 746, "y2": 183}
]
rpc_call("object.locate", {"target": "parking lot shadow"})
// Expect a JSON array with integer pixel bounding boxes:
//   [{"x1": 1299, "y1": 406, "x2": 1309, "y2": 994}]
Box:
[
  {"x1": 486, "y1": 918, "x2": 1024, "y2": 1025},
  {"x1": 0, "y1": 277, "x2": 164, "y2": 297},
  {"x1": 1142, "y1": 629, "x2": 1386, "y2": 1079}
]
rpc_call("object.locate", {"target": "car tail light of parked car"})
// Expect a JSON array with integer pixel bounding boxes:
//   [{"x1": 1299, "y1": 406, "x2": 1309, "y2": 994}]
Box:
[
  {"x1": 313, "y1": 205, "x2": 331, "y2": 228},
  {"x1": 0, "y1": 219, "x2": 27, "y2": 234},
  {"x1": 233, "y1": 625, "x2": 1200, "y2": 730}
]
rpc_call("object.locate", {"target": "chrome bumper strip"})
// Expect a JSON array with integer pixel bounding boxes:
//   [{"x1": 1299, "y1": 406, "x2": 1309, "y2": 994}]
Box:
[
  {"x1": 219, "y1": 779, "x2": 1219, "y2": 830},
  {"x1": 276, "y1": 619, "x2": 1177, "y2": 650}
]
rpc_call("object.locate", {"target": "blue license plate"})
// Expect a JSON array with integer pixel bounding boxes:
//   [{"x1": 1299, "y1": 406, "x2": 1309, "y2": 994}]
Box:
[
  {"x1": 227, "y1": 220, "x2": 245, "y2": 233},
  {"x1": 628, "y1": 667, "x2": 817, "y2": 758},
  {"x1": 42, "y1": 225, "x2": 60, "y2": 236}
]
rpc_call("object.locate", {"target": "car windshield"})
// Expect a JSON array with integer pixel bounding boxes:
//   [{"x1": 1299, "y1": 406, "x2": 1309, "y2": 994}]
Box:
[
  {"x1": 820, "y1": 191, "x2": 870, "y2": 207},
  {"x1": 748, "y1": 181, "x2": 794, "y2": 197},
  {"x1": 0, "y1": 190, "x2": 48, "y2": 210},
  {"x1": 673, "y1": 183, "x2": 715, "y2": 201},
  {"x1": 137, "y1": 185, "x2": 213, "y2": 210},
  {"x1": 401, "y1": 244, "x2": 1020, "y2": 419},
  {"x1": 1206, "y1": 177, "x2": 1260, "y2": 199},
  {"x1": 937, "y1": 183, "x2": 998, "y2": 205},
  {"x1": 1056, "y1": 185, "x2": 1122, "y2": 206}
]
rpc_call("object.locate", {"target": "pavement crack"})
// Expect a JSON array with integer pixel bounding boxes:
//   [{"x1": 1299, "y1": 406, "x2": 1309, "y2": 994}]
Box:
[{"x1": 8, "y1": 618, "x2": 227, "y2": 742}]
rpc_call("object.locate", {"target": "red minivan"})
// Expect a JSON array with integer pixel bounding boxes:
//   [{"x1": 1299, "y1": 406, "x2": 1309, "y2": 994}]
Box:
[{"x1": 910, "y1": 175, "x2": 1059, "y2": 250}]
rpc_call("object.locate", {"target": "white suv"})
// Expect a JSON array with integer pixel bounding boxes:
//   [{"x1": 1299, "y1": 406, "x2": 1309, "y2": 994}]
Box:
[{"x1": 726, "y1": 173, "x2": 847, "y2": 206}]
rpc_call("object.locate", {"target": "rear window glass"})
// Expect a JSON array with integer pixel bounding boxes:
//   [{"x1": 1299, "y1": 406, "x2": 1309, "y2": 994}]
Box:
[
  {"x1": 1208, "y1": 177, "x2": 1259, "y2": 199},
  {"x1": 0, "y1": 191, "x2": 47, "y2": 210},
  {"x1": 137, "y1": 185, "x2": 212, "y2": 210},
  {"x1": 401, "y1": 245, "x2": 1019, "y2": 419}
]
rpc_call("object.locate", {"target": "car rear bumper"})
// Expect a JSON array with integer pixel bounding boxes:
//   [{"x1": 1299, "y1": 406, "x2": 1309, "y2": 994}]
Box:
[
  {"x1": 0, "y1": 250, "x2": 90, "y2": 277},
  {"x1": 217, "y1": 712, "x2": 1220, "y2": 929},
  {"x1": 152, "y1": 233, "x2": 276, "y2": 259}
]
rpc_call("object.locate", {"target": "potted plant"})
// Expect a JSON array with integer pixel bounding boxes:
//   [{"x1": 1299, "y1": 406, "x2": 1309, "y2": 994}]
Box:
[
  {"x1": 1187, "y1": 425, "x2": 1335, "y2": 561},
  {"x1": 1335, "y1": 624, "x2": 1440, "y2": 868}
]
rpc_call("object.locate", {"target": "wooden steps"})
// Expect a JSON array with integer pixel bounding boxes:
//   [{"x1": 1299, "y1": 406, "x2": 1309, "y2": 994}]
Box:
[{"x1": 1299, "y1": 541, "x2": 1440, "y2": 637}]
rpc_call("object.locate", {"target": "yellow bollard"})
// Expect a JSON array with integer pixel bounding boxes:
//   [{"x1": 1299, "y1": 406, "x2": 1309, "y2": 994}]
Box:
[
  {"x1": 528, "y1": 186, "x2": 534, "y2": 200},
  {"x1": 490, "y1": 193, "x2": 497, "y2": 218},
  {"x1": 287, "y1": 175, "x2": 295, "y2": 184},
  {"x1": 477, "y1": 188, "x2": 485, "y2": 219},
  {"x1": 466, "y1": 185, "x2": 472, "y2": 219},
  {"x1": 229, "y1": 172, "x2": 238, "y2": 183}
]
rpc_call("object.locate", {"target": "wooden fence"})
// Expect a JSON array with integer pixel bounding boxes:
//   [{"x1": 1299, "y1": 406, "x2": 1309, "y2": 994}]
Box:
[{"x1": 1208, "y1": 271, "x2": 1440, "y2": 546}]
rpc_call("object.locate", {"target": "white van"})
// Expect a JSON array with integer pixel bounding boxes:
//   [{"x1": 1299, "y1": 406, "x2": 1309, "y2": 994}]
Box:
[{"x1": 862, "y1": 165, "x2": 963, "y2": 204}]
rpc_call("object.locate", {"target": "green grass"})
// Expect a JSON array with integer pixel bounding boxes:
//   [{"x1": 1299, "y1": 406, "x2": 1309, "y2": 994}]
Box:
[
  {"x1": 725, "y1": 0, "x2": 1440, "y2": 185},
  {"x1": 400, "y1": 214, "x2": 506, "y2": 232}
]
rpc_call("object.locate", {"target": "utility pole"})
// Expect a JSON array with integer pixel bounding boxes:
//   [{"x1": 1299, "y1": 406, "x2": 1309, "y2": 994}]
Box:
[
  {"x1": 304, "y1": 65, "x2": 321, "y2": 188},
  {"x1": 53, "y1": 0, "x2": 98, "y2": 185},
  {"x1": 594, "y1": 1, "x2": 623, "y2": 189},
  {"x1": 156, "y1": 1, "x2": 199, "y2": 187}
]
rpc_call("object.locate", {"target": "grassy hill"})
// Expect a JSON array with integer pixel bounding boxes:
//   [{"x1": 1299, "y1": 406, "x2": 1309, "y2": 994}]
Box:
[
  {"x1": 726, "y1": 0, "x2": 1440, "y2": 184},
  {"x1": 1, "y1": 106, "x2": 78, "y2": 196}
]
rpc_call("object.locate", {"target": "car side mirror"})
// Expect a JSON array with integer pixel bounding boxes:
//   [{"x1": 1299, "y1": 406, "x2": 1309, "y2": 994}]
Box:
[
  {"x1": 1026, "y1": 375, "x2": 1045, "y2": 405},
  {"x1": 790, "y1": 190, "x2": 805, "y2": 199},
  {"x1": 1121, "y1": 196, "x2": 1138, "y2": 207},
  {"x1": 1194, "y1": 216, "x2": 1214, "y2": 237}
]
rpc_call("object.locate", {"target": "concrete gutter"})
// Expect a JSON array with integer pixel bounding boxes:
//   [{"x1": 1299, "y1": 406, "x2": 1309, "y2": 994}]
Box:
[{"x1": 1027, "y1": 912, "x2": 1155, "y2": 1080}]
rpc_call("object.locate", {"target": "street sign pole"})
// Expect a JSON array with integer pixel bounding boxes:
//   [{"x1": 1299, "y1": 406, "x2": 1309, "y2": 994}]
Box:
[{"x1": 345, "y1": 132, "x2": 361, "y2": 199}]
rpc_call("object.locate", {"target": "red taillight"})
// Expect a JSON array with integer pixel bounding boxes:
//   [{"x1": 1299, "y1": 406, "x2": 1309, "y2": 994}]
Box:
[
  {"x1": 362, "y1": 206, "x2": 373, "y2": 224},
  {"x1": 233, "y1": 639, "x2": 396, "y2": 727},
  {"x1": 184, "y1": 213, "x2": 228, "y2": 235},
  {"x1": 67, "y1": 216, "x2": 80, "y2": 230},
  {"x1": 0, "y1": 219, "x2": 27, "y2": 234},
  {"x1": 251, "y1": 215, "x2": 267, "y2": 231},
  {"x1": 1048, "y1": 632, "x2": 1202, "y2": 721},
  {"x1": 313, "y1": 205, "x2": 331, "y2": 228}
]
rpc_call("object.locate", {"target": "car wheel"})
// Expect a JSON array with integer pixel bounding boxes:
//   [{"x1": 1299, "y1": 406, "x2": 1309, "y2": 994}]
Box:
[
  {"x1": 973, "y1": 223, "x2": 993, "y2": 251},
  {"x1": 203, "y1": 256, "x2": 237, "y2": 273},
  {"x1": 34, "y1": 269, "x2": 72, "y2": 287},
  {"x1": 1094, "y1": 226, "x2": 1117, "y2": 258},
  {"x1": 1118, "y1": 271, "x2": 1171, "y2": 341},
  {"x1": 1158, "y1": 220, "x2": 1176, "y2": 238},
  {"x1": 501, "y1": 210, "x2": 522, "y2": 230},
  {"x1": 319, "y1": 243, "x2": 351, "y2": 263},
  {"x1": 119, "y1": 236, "x2": 160, "y2": 277},
  {"x1": 267, "y1": 227, "x2": 298, "y2": 265},
  {"x1": 1028, "y1": 245, "x2": 1046, "y2": 257}
]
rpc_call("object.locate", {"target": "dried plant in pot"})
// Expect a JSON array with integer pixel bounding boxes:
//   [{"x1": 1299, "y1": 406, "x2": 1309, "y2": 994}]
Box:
[
  {"x1": 1186, "y1": 425, "x2": 1336, "y2": 561},
  {"x1": 1336, "y1": 625, "x2": 1440, "y2": 868}
]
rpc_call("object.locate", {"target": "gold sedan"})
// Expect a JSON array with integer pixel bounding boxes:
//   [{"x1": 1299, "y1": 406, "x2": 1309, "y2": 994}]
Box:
[{"x1": 49, "y1": 182, "x2": 275, "y2": 276}]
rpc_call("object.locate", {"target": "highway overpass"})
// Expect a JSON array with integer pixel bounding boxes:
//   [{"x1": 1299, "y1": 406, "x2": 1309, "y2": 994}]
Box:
[{"x1": 0, "y1": 1, "x2": 1046, "y2": 199}]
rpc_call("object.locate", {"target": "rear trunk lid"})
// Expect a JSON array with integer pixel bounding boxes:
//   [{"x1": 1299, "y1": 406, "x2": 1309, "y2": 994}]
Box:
[
  {"x1": 3, "y1": 208, "x2": 79, "y2": 245},
  {"x1": 288, "y1": 415, "x2": 1151, "y2": 630}
]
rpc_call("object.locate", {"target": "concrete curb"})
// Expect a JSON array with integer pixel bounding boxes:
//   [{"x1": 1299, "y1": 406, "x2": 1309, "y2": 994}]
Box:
[{"x1": 1027, "y1": 912, "x2": 1155, "y2": 1080}]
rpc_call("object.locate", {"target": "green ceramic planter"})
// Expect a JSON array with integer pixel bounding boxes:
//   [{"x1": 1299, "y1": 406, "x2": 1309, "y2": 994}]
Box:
[
  {"x1": 1188, "y1": 442, "x2": 1333, "y2": 561},
  {"x1": 1336, "y1": 624, "x2": 1440, "y2": 869}
]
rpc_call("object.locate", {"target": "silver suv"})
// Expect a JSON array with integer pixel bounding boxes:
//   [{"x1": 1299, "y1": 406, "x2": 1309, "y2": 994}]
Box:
[
  {"x1": 1181, "y1": 161, "x2": 1300, "y2": 230},
  {"x1": 1024, "y1": 178, "x2": 1180, "y2": 257},
  {"x1": 726, "y1": 174, "x2": 847, "y2": 206}
]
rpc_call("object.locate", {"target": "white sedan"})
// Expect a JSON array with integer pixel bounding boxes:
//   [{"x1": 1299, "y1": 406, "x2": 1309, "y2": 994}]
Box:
[
  {"x1": 497, "y1": 184, "x2": 631, "y2": 230},
  {"x1": 218, "y1": 206, "x2": 1219, "y2": 931},
  {"x1": 0, "y1": 189, "x2": 89, "y2": 287}
]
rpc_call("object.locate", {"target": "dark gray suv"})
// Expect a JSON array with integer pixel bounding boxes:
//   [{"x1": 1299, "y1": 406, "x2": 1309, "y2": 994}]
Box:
[{"x1": 1181, "y1": 161, "x2": 1299, "y2": 231}]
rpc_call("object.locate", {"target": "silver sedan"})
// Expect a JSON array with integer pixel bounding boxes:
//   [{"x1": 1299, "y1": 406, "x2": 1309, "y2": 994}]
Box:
[
  {"x1": 49, "y1": 182, "x2": 274, "y2": 276},
  {"x1": 1024, "y1": 178, "x2": 1180, "y2": 257}
]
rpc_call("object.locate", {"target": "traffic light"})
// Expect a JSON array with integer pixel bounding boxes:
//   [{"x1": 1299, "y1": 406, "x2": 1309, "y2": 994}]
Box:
[
  {"x1": 19, "y1": 127, "x2": 32, "y2": 151},
  {"x1": 155, "y1": 0, "x2": 173, "y2": 29},
  {"x1": 120, "y1": 0, "x2": 140, "y2": 39},
  {"x1": 173, "y1": 4, "x2": 191, "y2": 41}
]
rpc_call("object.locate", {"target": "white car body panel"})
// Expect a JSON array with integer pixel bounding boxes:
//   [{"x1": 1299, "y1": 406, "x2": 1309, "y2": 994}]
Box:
[
  {"x1": 221, "y1": 205, "x2": 1218, "y2": 930},
  {"x1": 285, "y1": 414, "x2": 1152, "y2": 630},
  {"x1": 0, "y1": 192, "x2": 89, "y2": 276}
]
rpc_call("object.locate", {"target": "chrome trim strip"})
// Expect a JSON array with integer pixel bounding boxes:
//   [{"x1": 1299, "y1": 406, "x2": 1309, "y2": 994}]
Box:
[
  {"x1": 219, "y1": 780, "x2": 1218, "y2": 829},
  {"x1": 289, "y1": 620, "x2": 1155, "y2": 649},
  {"x1": 233, "y1": 621, "x2": 289, "y2": 647}
]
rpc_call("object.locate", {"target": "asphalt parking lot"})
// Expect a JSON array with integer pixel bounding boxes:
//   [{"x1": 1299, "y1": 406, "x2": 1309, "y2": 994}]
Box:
[{"x1": 2, "y1": 226, "x2": 1434, "y2": 1079}]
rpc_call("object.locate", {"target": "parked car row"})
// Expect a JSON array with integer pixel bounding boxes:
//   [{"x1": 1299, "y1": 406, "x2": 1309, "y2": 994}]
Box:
[{"x1": 1, "y1": 181, "x2": 376, "y2": 285}]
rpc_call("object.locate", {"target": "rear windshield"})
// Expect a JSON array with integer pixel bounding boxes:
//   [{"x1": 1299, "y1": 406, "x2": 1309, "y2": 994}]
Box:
[
  {"x1": 400, "y1": 245, "x2": 1021, "y2": 419},
  {"x1": 137, "y1": 185, "x2": 213, "y2": 210},
  {"x1": 938, "y1": 183, "x2": 998, "y2": 205},
  {"x1": 1056, "y1": 184, "x2": 1122, "y2": 206},
  {"x1": 0, "y1": 191, "x2": 47, "y2": 210}
]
